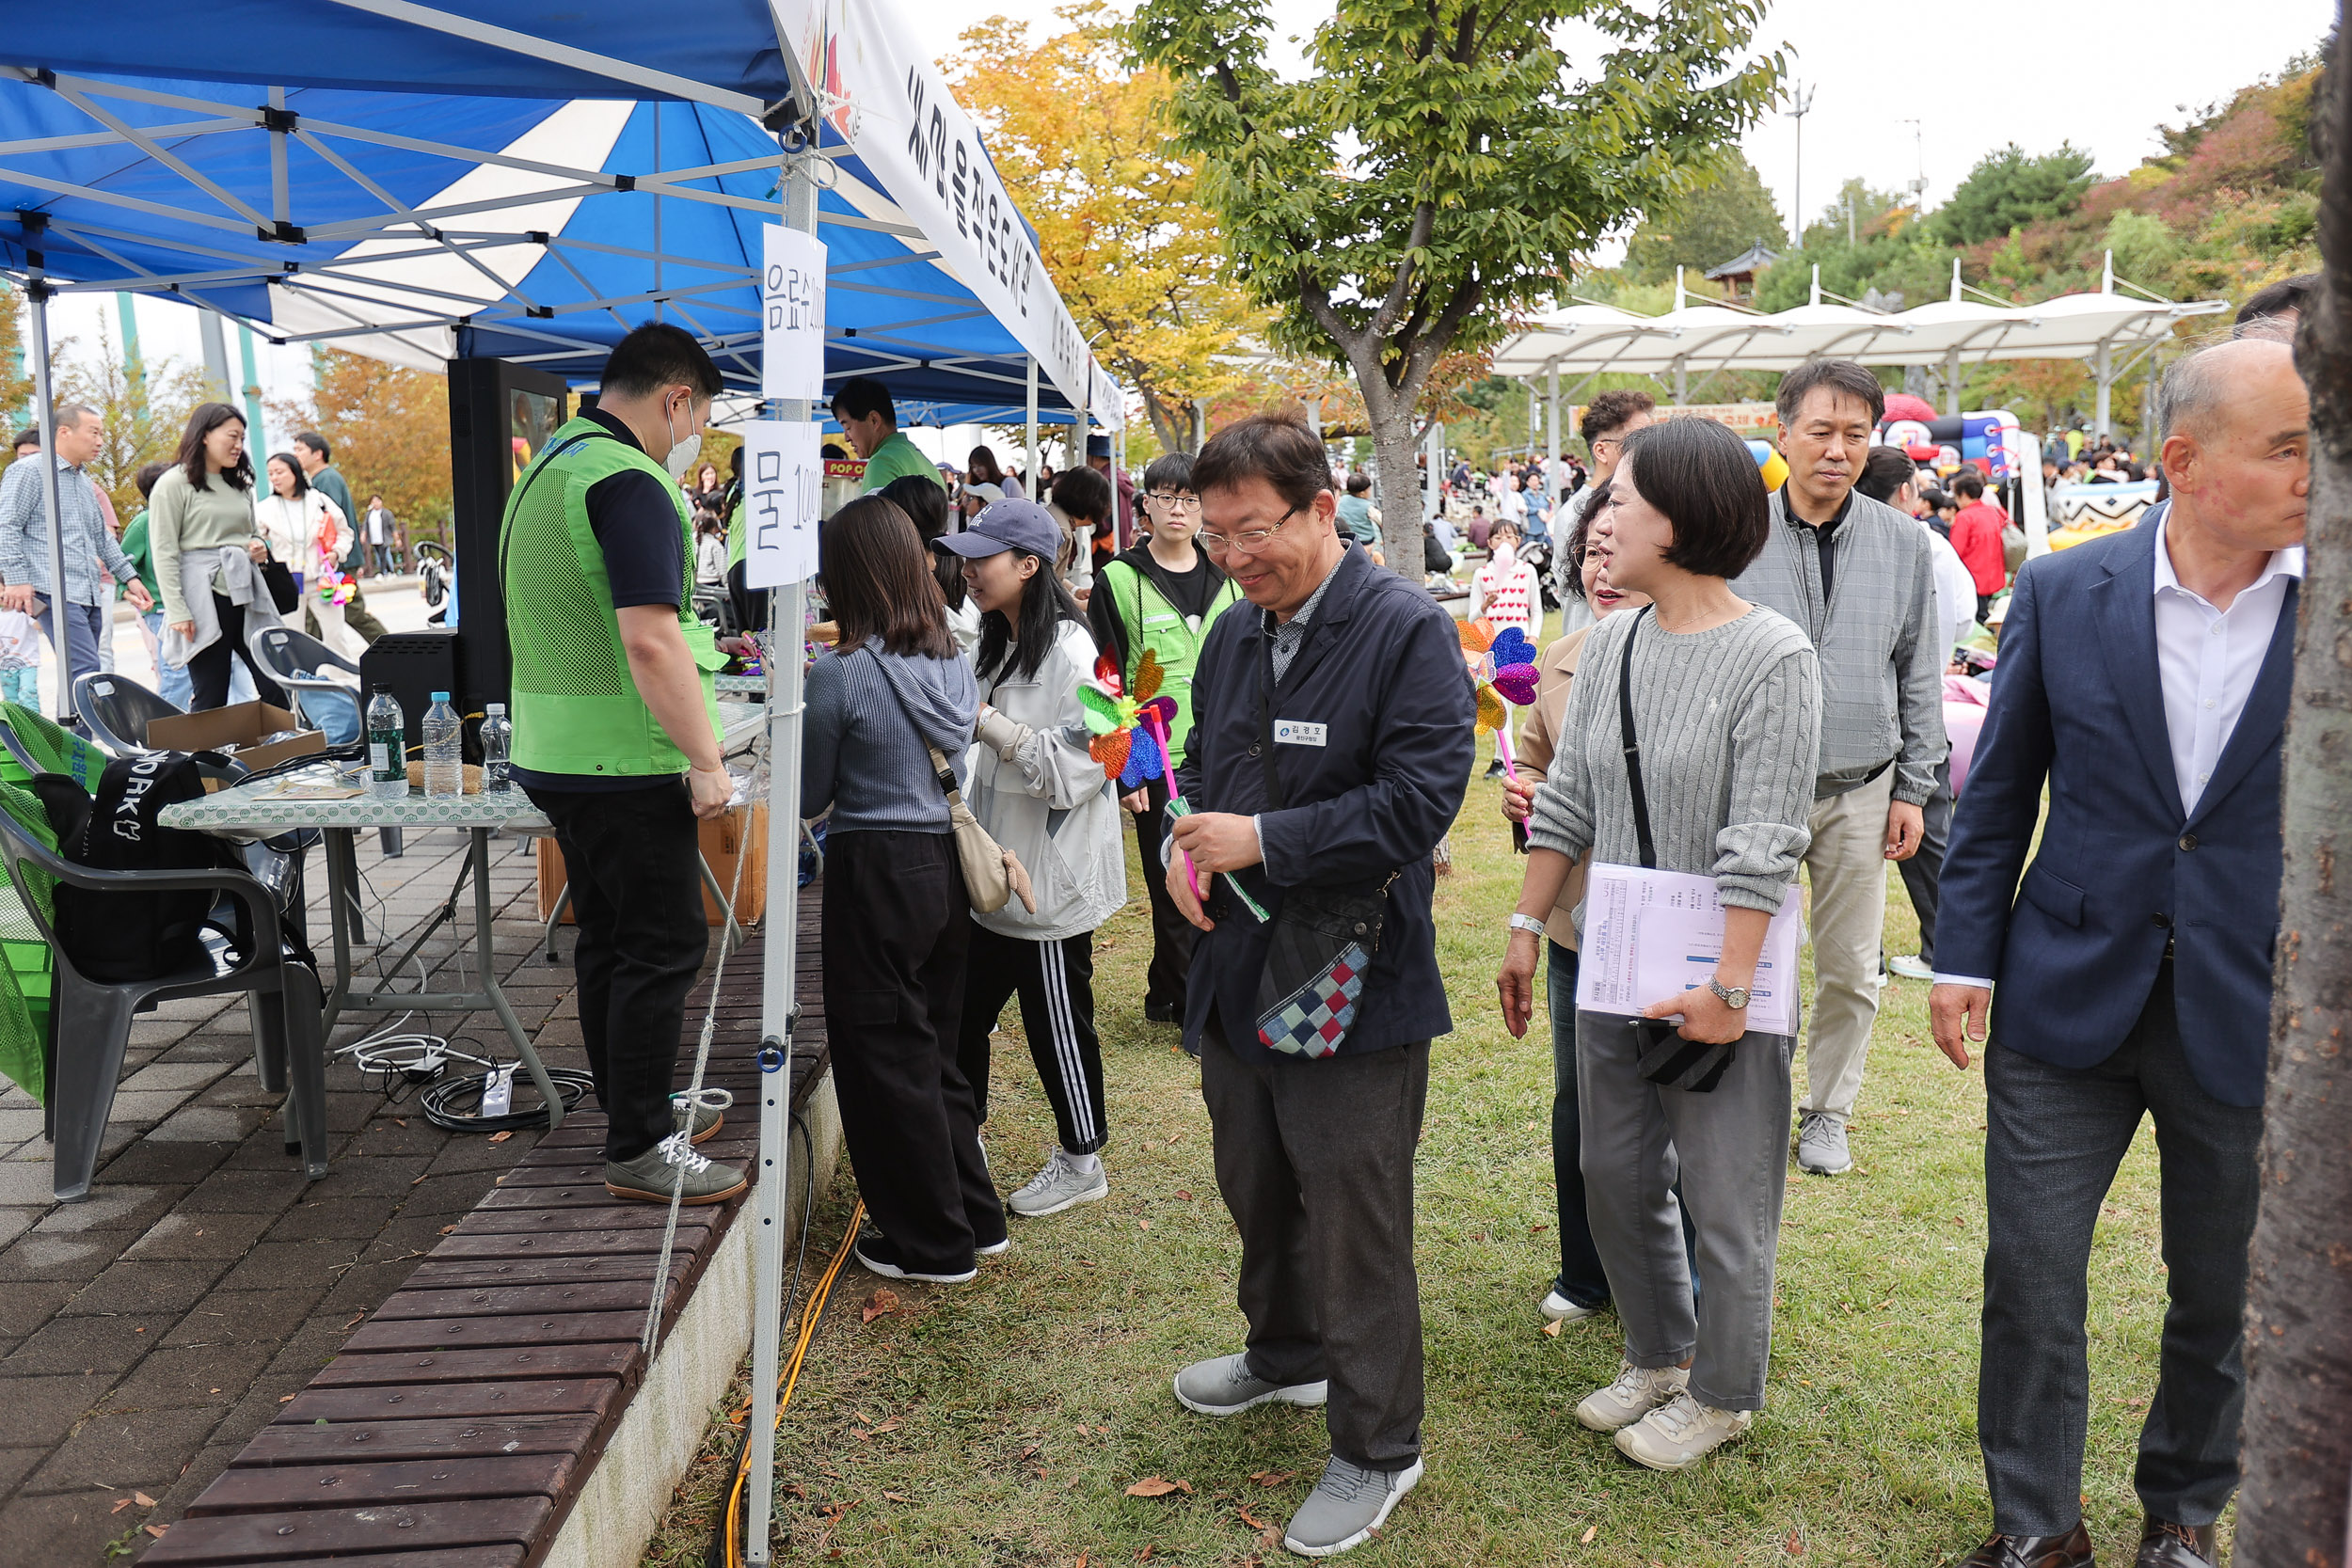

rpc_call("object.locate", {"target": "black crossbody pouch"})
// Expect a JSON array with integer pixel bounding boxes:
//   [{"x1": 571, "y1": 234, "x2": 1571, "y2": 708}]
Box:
[
  {"x1": 1248, "y1": 628, "x2": 1394, "y2": 1058},
  {"x1": 1617, "y1": 608, "x2": 1738, "y2": 1093}
]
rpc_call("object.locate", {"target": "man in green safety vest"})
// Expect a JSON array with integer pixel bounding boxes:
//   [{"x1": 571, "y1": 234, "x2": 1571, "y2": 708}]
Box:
[
  {"x1": 501, "y1": 323, "x2": 745, "y2": 1207},
  {"x1": 1087, "y1": 450, "x2": 1243, "y2": 1022},
  {"x1": 833, "y1": 376, "x2": 947, "y2": 495}
]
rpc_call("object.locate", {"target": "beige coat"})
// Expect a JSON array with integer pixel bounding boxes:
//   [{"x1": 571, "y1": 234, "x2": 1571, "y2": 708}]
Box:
[{"x1": 1514, "y1": 625, "x2": 1593, "y2": 948}]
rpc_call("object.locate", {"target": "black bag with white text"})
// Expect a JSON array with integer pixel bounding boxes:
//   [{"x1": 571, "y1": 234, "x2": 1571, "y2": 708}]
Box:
[{"x1": 39, "y1": 751, "x2": 238, "y2": 984}]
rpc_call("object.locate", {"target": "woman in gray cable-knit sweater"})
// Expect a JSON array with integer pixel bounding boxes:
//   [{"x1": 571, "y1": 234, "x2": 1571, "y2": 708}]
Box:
[{"x1": 1495, "y1": 417, "x2": 1821, "y2": 1472}]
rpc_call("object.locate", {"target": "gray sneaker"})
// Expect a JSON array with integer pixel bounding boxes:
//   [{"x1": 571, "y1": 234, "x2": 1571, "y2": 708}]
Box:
[
  {"x1": 1282, "y1": 1453, "x2": 1424, "y2": 1558},
  {"x1": 1007, "y1": 1149, "x2": 1109, "y2": 1217},
  {"x1": 604, "y1": 1140, "x2": 747, "y2": 1205},
  {"x1": 1171, "y1": 1352, "x2": 1328, "y2": 1416},
  {"x1": 670, "y1": 1094, "x2": 726, "y2": 1146},
  {"x1": 1796, "y1": 1112, "x2": 1852, "y2": 1175}
]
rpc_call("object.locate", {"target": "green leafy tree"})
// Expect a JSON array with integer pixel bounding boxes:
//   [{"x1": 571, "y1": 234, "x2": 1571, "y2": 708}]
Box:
[
  {"x1": 1623, "y1": 151, "x2": 1788, "y2": 288},
  {"x1": 1133, "y1": 0, "x2": 1783, "y2": 573},
  {"x1": 1928, "y1": 143, "x2": 2096, "y2": 246}
]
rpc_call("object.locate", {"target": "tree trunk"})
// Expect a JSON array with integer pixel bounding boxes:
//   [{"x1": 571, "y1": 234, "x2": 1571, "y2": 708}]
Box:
[
  {"x1": 1360, "y1": 369, "x2": 1426, "y2": 582},
  {"x1": 2236, "y1": 30, "x2": 2352, "y2": 1567}
]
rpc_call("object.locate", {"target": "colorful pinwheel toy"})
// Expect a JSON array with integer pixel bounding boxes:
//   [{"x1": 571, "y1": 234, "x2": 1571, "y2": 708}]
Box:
[
  {"x1": 1081, "y1": 649, "x2": 1180, "y2": 787},
  {"x1": 1459, "y1": 619, "x2": 1542, "y2": 772}
]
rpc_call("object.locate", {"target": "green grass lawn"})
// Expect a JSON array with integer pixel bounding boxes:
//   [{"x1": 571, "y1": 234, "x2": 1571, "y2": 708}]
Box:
[{"x1": 644, "y1": 736, "x2": 2187, "y2": 1568}]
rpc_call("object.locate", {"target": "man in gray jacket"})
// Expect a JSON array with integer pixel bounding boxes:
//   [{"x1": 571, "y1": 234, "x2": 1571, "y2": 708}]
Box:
[{"x1": 1734, "y1": 360, "x2": 1947, "y2": 1176}]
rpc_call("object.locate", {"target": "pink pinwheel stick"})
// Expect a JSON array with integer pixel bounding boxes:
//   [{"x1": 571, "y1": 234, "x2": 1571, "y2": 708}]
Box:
[
  {"x1": 1145, "y1": 708, "x2": 1203, "y2": 900},
  {"x1": 1494, "y1": 723, "x2": 1518, "y2": 780}
]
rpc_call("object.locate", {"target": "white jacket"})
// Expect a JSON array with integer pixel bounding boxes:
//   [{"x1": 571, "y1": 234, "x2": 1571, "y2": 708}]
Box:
[{"x1": 965, "y1": 619, "x2": 1127, "y2": 942}]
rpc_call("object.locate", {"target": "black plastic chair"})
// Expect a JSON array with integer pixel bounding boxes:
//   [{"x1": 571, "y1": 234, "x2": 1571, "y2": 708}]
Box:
[
  {"x1": 246, "y1": 625, "x2": 363, "y2": 739},
  {"x1": 71, "y1": 671, "x2": 184, "y2": 756},
  {"x1": 0, "y1": 802, "x2": 328, "y2": 1200}
]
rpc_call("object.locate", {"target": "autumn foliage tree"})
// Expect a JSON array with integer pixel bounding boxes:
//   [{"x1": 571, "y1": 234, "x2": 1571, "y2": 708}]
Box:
[
  {"x1": 267, "y1": 349, "x2": 451, "y2": 545},
  {"x1": 949, "y1": 2, "x2": 1263, "y2": 457},
  {"x1": 53, "y1": 314, "x2": 208, "y2": 520},
  {"x1": 1135, "y1": 0, "x2": 1784, "y2": 574}
]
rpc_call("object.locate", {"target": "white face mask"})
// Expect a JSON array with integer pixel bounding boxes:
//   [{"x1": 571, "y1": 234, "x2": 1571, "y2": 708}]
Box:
[{"x1": 661, "y1": 398, "x2": 702, "y2": 483}]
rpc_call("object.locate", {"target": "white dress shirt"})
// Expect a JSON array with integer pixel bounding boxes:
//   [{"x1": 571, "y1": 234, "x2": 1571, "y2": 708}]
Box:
[{"x1": 1935, "y1": 517, "x2": 2303, "y2": 990}]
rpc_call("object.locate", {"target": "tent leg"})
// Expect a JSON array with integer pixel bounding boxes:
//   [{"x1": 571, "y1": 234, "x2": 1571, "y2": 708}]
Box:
[
  {"x1": 25, "y1": 289, "x2": 74, "y2": 726},
  {"x1": 1546, "y1": 367, "x2": 1561, "y2": 512},
  {"x1": 1672, "y1": 355, "x2": 1688, "y2": 407},
  {"x1": 2093, "y1": 339, "x2": 2113, "y2": 440},
  {"x1": 1025, "y1": 356, "x2": 1039, "y2": 497},
  {"x1": 1944, "y1": 349, "x2": 1962, "y2": 418}
]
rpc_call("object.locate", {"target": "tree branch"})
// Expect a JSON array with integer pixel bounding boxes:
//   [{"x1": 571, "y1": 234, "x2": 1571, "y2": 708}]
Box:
[{"x1": 1369, "y1": 201, "x2": 1437, "y2": 339}]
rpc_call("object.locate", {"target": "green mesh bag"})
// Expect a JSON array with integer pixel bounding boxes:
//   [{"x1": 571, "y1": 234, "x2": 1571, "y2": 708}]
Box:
[
  {"x1": 0, "y1": 776, "x2": 57, "y2": 1105},
  {"x1": 1, "y1": 701, "x2": 106, "y2": 793}
]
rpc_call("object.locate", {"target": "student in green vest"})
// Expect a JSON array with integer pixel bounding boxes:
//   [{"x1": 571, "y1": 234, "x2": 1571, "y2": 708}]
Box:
[
  {"x1": 501, "y1": 323, "x2": 744, "y2": 1206},
  {"x1": 834, "y1": 377, "x2": 947, "y2": 495},
  {"x1": 1086, "y1": 451, "x2": 1243, "y2": 1022}
]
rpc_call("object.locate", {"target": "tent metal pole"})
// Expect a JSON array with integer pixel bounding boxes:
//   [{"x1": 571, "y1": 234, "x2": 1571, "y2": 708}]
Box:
[
  {"x1": 235, "y1": 322, "x2": 263, "y2": 437},
  {"x1": 1025, "y1": 356, "x2": 1039, "y2": 494},
  {"x1": 1546, "y1": 367, "x2": 1561, "y2": 510},
  {"x1": 25, "y1": 287, "x2": 73, "y2": 724},
  {"x1": 1672, "y1": 355, "x2": 1688, "y2": 407},
  {"x1": 1944, "y1": 348, "x2": 1961, "y2": 418},
  {"x1": 2093, "y1": 334, "x2": 2114, "y2": 439},
  {"x1": 745, "y1": 146, "x2": 820, "y2": 1568}
]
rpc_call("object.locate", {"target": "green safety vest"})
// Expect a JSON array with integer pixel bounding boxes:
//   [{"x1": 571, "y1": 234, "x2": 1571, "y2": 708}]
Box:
[
  {"x1": 500, "y1": 415, "x2": 724, "y2": 779},
  {"x1": 1102, "y1": 557, "x2": 1243, "y2": 756}
]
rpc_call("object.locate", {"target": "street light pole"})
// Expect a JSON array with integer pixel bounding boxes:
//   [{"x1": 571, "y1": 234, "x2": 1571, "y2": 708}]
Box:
[{"x1": 1784, "y1": 80, "x2": 1816, "y2": 244}]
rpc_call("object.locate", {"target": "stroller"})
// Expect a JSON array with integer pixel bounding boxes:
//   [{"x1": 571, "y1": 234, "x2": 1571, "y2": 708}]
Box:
[{"x1": 415, "y1": 541, "x2": 453, "y2": 626}]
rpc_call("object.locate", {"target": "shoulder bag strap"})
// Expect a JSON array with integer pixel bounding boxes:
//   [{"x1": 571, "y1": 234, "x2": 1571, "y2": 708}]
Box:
[
  {"x1": 1616, "y1": 606, "x2": 1657, "y2": 870},
  {"x1": 1255, "y1": 615, "x2": 1287, "y2": 812}
]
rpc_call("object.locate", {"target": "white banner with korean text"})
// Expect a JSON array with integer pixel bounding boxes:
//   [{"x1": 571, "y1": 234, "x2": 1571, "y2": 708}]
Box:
[
  {"x1": 740, "y1": 420, "x2": 823, "y2": 588},
  {"x1": 761, "y1": 225, "x2": 827, "y2": 404}
]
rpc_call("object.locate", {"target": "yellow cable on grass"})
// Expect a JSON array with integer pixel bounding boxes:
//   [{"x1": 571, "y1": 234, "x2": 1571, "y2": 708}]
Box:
[{"x1": 723, "y1": 1198, "x2": 865, "y2": 1568}]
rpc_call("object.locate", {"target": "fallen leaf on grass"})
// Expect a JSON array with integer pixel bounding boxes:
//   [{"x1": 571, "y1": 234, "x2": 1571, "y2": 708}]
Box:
[
  {"x1": 1136, "y1": 1549, "x2": 1155, "y2": 1562},
  {"x1": 861, "y1": 1289, "x2": 899, "y2": 1323},
  {"x1": 883, "y1": 1491, "x2": 911, "y2": 1503},
  {"x1": 487, "y1": 1130, "x2": 514, "y2": 1144},
  {"x1": 871, "y1": 1417, "x2": 900, "y2": 1434},
  {"x1": 1238, "y1": 1504, "x2": 1277, "y2": 1532},
  {"x1": 134, "y1": 1493, "x2": 155, "y2": 1508},
  {"x1": 1125, "y1": 1477, "x2": 1193, "y2": 1497},
  {"x1": 1580, "y1": 1525, "x2": 1597, "y2": 1544},
  {"x1": 1541, "y1": 1319, "x2": 1562, "y2": 1338},
  {"x1": 1174, "y1": 1190, "x2": 1192, "y2": 1202},
  {"x1": 1786, "y1": 1527, "x2": 1805, "y2": 1555},
  {"x1": 1137, "y1": 1219, "x2": 1151, "y2": 1231},
  {"x1": 1248, "y1": 1469, "x2": 1296, "y2": 1487}
]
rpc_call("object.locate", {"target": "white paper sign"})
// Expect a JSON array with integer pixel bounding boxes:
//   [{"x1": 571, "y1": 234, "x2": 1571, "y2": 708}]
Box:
[
  {"x1": 740, "y1": 420, "x2": 823, "y2": 588},
  {"x1": 760, "y1": 225, "x2": 827, "y2": 404},
  {"x1": 1573, "y1": 863, "x2": 1805, "y2": 1037}
]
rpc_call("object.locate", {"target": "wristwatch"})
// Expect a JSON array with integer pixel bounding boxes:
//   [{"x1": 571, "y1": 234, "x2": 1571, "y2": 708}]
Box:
[
  {"x1": 1507, "y1": 912, "x2": 1549, "y2": 939},
  {"x1": 1707, "y1": 976, "x2": 1750, "y2": 1010}
]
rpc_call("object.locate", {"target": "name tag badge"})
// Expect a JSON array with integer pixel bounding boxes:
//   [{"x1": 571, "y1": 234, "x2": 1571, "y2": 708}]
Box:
[{"x1": 1273, "y1": 720, "x2": 1327, "y2": 748}]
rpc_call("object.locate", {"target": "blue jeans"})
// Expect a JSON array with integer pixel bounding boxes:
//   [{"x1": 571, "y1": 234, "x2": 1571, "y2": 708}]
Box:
[
  {"x1": 140, "y1": 610, "x2": 195, "y2": 708},
  {"x1": 33, "y1": 596, "x2": 105, "y2": 704},
  {"x1": 1549, "y1": 941, "x2": 1699, "y2": 1307}
]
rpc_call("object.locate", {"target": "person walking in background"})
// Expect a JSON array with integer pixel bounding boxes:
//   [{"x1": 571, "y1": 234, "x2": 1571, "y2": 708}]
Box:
[
  {"x1": 1162, "y1": 409, "x2": 1473, "y2": 1559},
  {"x1": 805, "y1": 493, "x2": 1007, "y2": 1287},
  {"x1": 967, "y1": 444, "x2": 1022, "y2": 500},
  {"x1": 1947, "y1": 468, "x2": 2010, "y2": 624},
  {"x1": 1498, "y1": 417, "x2": 1820, "y2": 1472},
  {"x1": 834, "y1": 378, "x2": 947, "y2": 495},
  {"x1": 0, "y1": 404, "x2": 153, "y2": 696},
  {"x1": 1469, "y1": 516, "x2": 1544, "y2": 779},
  {"x1": 119, "y1": 461, "x2": 192, "y2": 707},
  {"x1": 291, "y1": 432, "x2": 386, "y2": 644},
  {"x1": 1554, "y1": 390, "x2": 1657, "y2": 630},
  {"x1": 935, "y1": 498, "x2": 1127, "y2": 1223},
  {"x1": 151, "y1": 404, "x2": 287, "y2": 712},
  {"x1": 363, "y1": 494, "x2": 396, "y2": 577},
  {"x1": 1733, "y1": 360, "x2": 1945, "y2": 1178},
  {"x1": 257, "y1": 451, "x2": 362, "y2": 658},
  {"x1": 1854, "y1": 447, "x2": 1973, "y2": 984},
  {"x1": 1089, "y1": 451, "x2": 1243, "y2": 1026},
  {"x1": 1087, "y1": 435, "x2": 1136, "y2": 555},
  {"x1": 1931, "y1": 338, "x2": 2306, "y2": 1568}
]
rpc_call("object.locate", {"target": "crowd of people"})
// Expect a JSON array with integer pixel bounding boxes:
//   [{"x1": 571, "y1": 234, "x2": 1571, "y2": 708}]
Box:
[
  {"x1": 474, "y1": 279, "x2": 2312, "y2": 1564},
  {"x1": 0, "y1": 404, "x2": 407, "y2": 715}
]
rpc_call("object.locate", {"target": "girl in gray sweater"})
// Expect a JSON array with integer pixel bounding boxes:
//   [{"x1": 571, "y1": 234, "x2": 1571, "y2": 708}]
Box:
[
  {"x1": 1495, "y1": 419, "x2": 1820, "y2": 1472},
  {"x1": 803, "y1": 495, "x2": 1005, "y2": 1287}
]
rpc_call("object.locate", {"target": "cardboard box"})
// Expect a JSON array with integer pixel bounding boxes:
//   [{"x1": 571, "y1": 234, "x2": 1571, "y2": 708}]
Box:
[
  {"x1": 146, "y1": 700, "x2": 325, "y2": 772},
  {"x1": 534, "y1": 798, "x2": 768, "y2": 928}
]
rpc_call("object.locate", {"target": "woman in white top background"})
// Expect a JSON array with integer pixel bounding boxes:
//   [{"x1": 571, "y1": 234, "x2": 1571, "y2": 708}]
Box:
[
  {"x1": 257, "y1": 451, "x2": 361, "y2": 658},
  {"x1": 1469, "y1": 519, "x2": 1545, "y2": 778}
]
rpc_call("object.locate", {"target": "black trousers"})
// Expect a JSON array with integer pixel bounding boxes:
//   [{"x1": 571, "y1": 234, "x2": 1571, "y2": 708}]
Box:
[
  {"x1": 956, "y1": 924, "x2": 1106, "y2": 1156},
  {"x1": 526, "y1": 780, "x2": 709, "y2": 1163},
  {"x1": 1979, "y1": 962, "x2": 2263, "y2": 1534},
  {"x1": 824, "y1": 831, "x2": 1003, "y2": 1272},
  {"x1": 1897, "y1": 758, "x2": 1954, "y2": 966},
  {"x1": 1201, "y1": 1026, "x2": 1428, "y2": 1473},
  {"x1": 1133, "y1": 778, "x2": 1195, "y2": 1015},
  {"x1": 187, "y1": 594, "x2": 289, "y2": 711}
]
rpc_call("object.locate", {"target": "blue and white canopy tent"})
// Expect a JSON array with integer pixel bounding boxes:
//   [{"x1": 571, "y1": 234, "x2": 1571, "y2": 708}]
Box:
[{"x1": 0, "y1": 8, "x2": 1121, "y2": 1558}]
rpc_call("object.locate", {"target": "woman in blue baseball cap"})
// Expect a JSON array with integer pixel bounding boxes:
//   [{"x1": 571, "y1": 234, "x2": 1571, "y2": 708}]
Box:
[{"x1": 935, "y1": 499, "x2": 1129, "y2": 1224}]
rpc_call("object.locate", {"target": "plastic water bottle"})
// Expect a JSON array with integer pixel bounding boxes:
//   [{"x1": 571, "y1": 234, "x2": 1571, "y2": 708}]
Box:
[
  {"x1": 366, "y1": 688, "x2": 407, "y2": 800},
  {"x1": 480, "y1": 703, "x2": 512, "y2": 793},
  {"x1": 422, "y1": 691, "x2": 463, "y2": 799}
]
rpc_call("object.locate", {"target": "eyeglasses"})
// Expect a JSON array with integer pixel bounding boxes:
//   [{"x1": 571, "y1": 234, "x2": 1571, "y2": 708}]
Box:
[
  {"x1": 1199, "y1": 505, "x2": 1302, "y2": 560},
  {"x1": 1146, "y1": 492, "x2": 1200, "y2": 511}
]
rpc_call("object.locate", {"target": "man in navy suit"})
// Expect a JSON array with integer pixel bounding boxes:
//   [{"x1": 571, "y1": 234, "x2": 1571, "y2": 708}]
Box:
[{"x1": 1931, "y1": 338, "x2": 2308, "y2": 1568}]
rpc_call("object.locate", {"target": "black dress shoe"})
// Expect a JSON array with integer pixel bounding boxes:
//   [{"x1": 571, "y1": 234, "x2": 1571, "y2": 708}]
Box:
[
  {"x1": 2136, "y1": 1518, "x2": 2215, "y2": 1568},
  {"x1": 1958, "y1": 1522, "x2": 2096, "y2": 1568},
  {"x1": 1144, "y1": 1001, "x2": 1183, "y2": 1023}
]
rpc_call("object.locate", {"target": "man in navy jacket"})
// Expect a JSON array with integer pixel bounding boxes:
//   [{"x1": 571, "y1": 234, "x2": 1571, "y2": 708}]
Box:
[
  {"x1": 1931, "y1": 339, "x2": 2307, "y2": 1568},
  {"x1": 1162, "y1": 409, "x2": 1473, "y2": 1559}
]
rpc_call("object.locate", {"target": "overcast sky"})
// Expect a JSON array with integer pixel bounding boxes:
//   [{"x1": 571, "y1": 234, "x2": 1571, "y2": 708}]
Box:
[{"x1": 41, "y1": 0, "x2": 2332, "y2": 429}]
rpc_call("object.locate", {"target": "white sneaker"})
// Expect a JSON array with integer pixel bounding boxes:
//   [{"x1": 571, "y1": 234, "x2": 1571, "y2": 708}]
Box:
[
  {"x1": 1540, "y1": 1288, "x2": 1603, "y2": 1323},
  {"x1": 1007, "y1": 1149, "x2": 1109, "y2": 1217},
  {"x1": 1796, "y1": 1112, "x2": 1852, "y2": 1176},
  {"x1": 1888, "y1": 954, "x2": 1935, "y2": 981},
  {"x1": 1574, "y1": 1359, "x2": 1688, "y2": 1433},
  {"x1": 1613, "y1": 1390, "x2": 1752, "y2": 1470}
]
